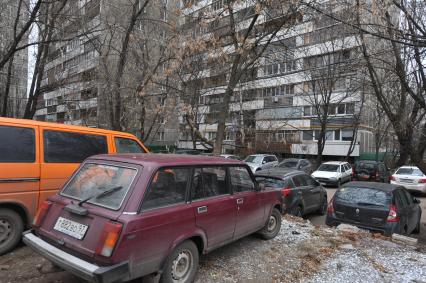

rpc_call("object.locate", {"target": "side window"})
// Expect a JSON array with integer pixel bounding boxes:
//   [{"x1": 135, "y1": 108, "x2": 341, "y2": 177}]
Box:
[
  {"x1": 287, "y1": 178, "x2": 296, "y2": 188},
  {"x1": 0, "y1": 126, "x2": 35, "y2": 162},
  {"x1": 230, "y1": 166, "x2": 255, "y2": 193},
  {"x1": 339, "y1": 165, "x2": 343, "y2": 173},
  {"x1": 304, "y1": 175, "x2": 317, "y2": 186},
  {"x1": 142, "y1": 167, "x2": 190, "y2": 210},
  {"x1": 397, "y1": 190, "x2": 409, "y2": 207},
  {"x1": 44, "y1": 130, "x2": 107, "y2": 163},
  {"x1": 191, "y1": 167, "x2": 228, "y2": 200},
  {"x1": 115, "y1": 137, "x2": 146, "y2": 153},
  {"x1": 292, "y1": 175, "x2": 308, "y2": 187}
]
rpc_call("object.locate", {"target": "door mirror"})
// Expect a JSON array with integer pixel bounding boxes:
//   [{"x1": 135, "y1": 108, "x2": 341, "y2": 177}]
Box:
[
  {"x1": 262, "y1": 160, "x2": 267, "y2": 164},
  {"x1": 413, "y1": 197, "x2": 421, "y2": 204}
]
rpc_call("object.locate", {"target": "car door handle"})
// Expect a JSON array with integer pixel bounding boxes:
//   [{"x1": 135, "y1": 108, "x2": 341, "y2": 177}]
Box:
[
  {"x1": 197, "y1": 206, "x2": 207, "y2": 214},
  {"x1": 236, "y1": 198, "x2": 244, "y2": 205}
]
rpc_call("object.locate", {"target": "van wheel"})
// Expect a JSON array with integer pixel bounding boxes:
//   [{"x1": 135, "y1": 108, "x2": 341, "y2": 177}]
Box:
[
  {"x1": 0, "y1": 209, "x2": 24, "y2": 255},
  {"x1": 160, "y1": 240, "x2": 199, "y2": 283},
  {"x1": 258, "y1": 208, "x2": 282, "y2": 240}
]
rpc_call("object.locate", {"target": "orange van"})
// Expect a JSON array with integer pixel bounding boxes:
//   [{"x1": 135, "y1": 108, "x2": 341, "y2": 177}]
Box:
[{"x1": 0, "y1": 117, "x2": 149, "y2": 254}]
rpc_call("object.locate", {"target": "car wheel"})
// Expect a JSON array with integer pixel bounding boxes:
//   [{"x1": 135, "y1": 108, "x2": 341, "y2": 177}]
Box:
[
  {"x1": 258, "y1": 208, "x2": 282, "y2": 240},
  {"x1": 160, "y1": 240, "x2": 199, "y2": 283},
  {"x1": 337, "y1": 179, "x2": 341, "y2": 188},
  {"x1": 413, "y1": 216, "x2": 421, "y2": 234},
  {"x1": 318, "y1": 197, "x2": 327, "y2": 216},
  {"x1": 290, "y1": 205, "x2": 303, "y2": 218},
  {"x1": 0, "y1": 208, "x2": 24, "y2": 255}
]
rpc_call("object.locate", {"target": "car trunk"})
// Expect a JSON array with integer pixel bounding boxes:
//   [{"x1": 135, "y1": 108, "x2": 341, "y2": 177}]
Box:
[
  {"x1": 355, "y1": 164, "x2": 377, "y2": 181},
  {"x1": 36, "y1": 195, "x2": 123, "y2": 263},
  {"x1": 334, "y1": 201, "x2": 389, "y2": 229}
]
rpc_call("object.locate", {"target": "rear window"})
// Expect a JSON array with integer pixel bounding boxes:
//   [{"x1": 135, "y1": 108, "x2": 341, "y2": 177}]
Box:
[
  {"x1": 44, "y1": 130, "x2": 107, "y2": 163},
  {"x1": 335, "y1": 186, "x2": 391, "y2": 207},
  {"x1": 0, "y1": 126, "x2": 35, "y2": 163},
  {"x1": 356, "y1": 162, "x2": 376, "y2": 171},
  {"x1": 395, "y1": 167, "x2": 424, "y2": 176},
  {"x1": 280, "y1": 161, "x2": 298, "y2": 168},
  {"x1": 255, "y1": 176, "x2": 287, "y2": 188},
  {"x1": 61, "y1": 163, "x2": 137, "y2": 210}
]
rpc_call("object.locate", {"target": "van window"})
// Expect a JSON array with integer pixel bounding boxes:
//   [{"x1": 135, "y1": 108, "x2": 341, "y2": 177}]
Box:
[
  {"x1": 191, "y1": 167, "x2": 229, "y2": 200},
  {"x1": 44, "y1": 130, "x2": 107, "y2": 163},
  {"x1": 115, "y1": 137, "x2": 146, "y2": 153},
  {"x1": 230, "y1": 166, "x2": 255, "y2": 193},
  {"x1": 142, "y1": 168, "x2": 190, "y2": 210},
  {"x1": 0, "y1": 126, "x2": 35, "y2": 163}
]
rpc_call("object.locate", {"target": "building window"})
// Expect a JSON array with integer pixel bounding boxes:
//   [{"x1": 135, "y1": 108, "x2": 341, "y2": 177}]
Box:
[
  {"x1": 303, "y1": 106, "x2": 311, "y2": 116},
  {"x1": 334, "y1": 129, "x2": 340, "y2": 140},
  {"x1": 302, "y1": 130, "x2": 313, "y2": 141},
  {"x1": 346, "y1": 103, "x2": 355, "y2": 114},
  {"x1": 341, "y1": 129, "x2": 353, "y2": 141},
  {"x1": 156, "y1": 131, "x2": 165, "y2": 141}
]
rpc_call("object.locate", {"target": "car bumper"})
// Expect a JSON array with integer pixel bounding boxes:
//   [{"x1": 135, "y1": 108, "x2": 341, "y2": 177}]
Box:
[
  {"x1": 326, "y1": 215, "x2": 398, "y2": 236},
  {"x1": 390, "y1": 181, "x2": 426, "y2": 193},
  {"x1": 23, "y1": 231, "x2": 129, "y2": 283},
  {"x1": 314, "y1": 178, "x2": 338, "y2": 186}
]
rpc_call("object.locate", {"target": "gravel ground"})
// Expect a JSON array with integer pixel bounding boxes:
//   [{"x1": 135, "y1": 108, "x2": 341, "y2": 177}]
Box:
[{"x1": 1, "y1": 215, "x2": 425, "y2": 283}]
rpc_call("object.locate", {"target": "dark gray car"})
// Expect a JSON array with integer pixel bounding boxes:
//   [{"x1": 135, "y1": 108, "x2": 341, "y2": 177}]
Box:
[
  {"x1": 277, "y1": 158, "x2": 313, "y2": 174},
  {"x1": 326, "y1": 181, "x2": 422, "y2": 236},
  {"x1": 255, "y1": 168, "x2": 327, "y2": 217}
]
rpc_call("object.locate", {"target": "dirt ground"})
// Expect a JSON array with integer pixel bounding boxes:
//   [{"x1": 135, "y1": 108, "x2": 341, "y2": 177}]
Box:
[{"x1": 1, "y1": 215, "x2": 425, "y2": 283}]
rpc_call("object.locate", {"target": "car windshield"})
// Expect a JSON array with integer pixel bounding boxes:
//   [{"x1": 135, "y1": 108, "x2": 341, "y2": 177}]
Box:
[
  {"x1": 317, "y1": 164, "x2": 339, "y2": 172},
  {"x1": 280, "y1": 161, "x2": 298, "y2": 168},
  {"x1": 61, "y1": 163, "x2": 137, "y2": 210},
  {"x1": 255, "y1": 176, "x2": 287, "y2": 188},
  {"x1": 335, "y1": 186, "x2": 391, "y2": 207},
  {"x1": 244, "y1": 156, "x2": 263, "y2": 163},
  {"x1": 395, "y1": 168, "x2": 424, "y2": 176},
  {"x1": 356, "y1": 162, "x2": 376, "y2": 171}
]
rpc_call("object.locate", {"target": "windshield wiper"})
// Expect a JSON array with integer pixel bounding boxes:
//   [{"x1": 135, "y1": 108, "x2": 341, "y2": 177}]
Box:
[{"x1": 78, "y1": 186, "x2": 123, "y2": 206}]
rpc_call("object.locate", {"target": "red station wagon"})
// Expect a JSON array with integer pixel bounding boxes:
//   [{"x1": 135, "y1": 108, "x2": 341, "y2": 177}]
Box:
[{"x1": 23, "y1": 154, "x2": 283, "y2": 283}]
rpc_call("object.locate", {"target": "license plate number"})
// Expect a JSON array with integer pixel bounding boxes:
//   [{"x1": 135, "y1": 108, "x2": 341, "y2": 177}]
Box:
[{"x1": 54, "y1": 217, "x2": 88, "y2": 240}]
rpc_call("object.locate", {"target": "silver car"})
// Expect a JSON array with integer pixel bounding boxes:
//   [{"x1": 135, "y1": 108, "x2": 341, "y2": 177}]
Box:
[
  {"x1": 244, "y1": 154, "x2": 278, "y2": 172},
  {"x1": 391, "y1": 166, "x2": 426, "y2": 194}
]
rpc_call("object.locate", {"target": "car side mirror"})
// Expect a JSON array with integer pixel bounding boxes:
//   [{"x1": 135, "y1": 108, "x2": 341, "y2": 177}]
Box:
[
  {"x1": 413, "y1": 198, "x2": 421, "y2": 204},
  {"x1": 256, "y1": 183, "x2": 265, "y2": 191},
  {"x1": 262, "y1": 160, "x2": 267, "y2": 164}
]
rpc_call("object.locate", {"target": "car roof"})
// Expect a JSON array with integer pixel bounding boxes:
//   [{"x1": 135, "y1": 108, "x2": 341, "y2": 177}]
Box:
[
  {"x1": 254, "y1": 168, "x2": 303, "y2": 179},
  {"x1": 0, "y1": 117, "x2": 133, "y2": 136},
  {"x1": 342, "y1": 181, "x2": 401, "y2": 192},
  {"x1": 89, "y1": 153, "x2": 245, "y2": 167},
  {"x1": 247, "y1": 154, "x2": 275, "y2": 157},
  {"x1": 397, "y1": 166, "x2": 419, "y2": 169},
  {"x1": 322, "y1": 161, "x2": 348, "y2": 165},
  {"x1": 281, "y1": 158, "x2": 306, "y2": 162}
]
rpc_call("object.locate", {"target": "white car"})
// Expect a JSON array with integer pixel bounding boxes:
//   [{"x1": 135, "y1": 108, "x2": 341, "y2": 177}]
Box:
[
  {"x1": 391, "y1": 166, "x2": 426, "y2": 194},
  {"x1": 311, "y1": 161, "x2": 352, "y2": 187},
  {"x1": 219, "y1": 154, "x2": 241, "y2": 160},
  {"x1": 244, "y1": 154, "x2": 278, "y2": 172}
]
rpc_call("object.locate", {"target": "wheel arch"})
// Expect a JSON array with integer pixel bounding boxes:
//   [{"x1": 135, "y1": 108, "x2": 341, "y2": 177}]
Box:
[{"x1": 0, "y1": 201, "x2": 30, "y2": 227}]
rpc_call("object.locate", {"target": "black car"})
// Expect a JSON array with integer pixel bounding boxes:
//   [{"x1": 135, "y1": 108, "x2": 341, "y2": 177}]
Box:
[
  {"x1": 326, "y1": 181, "x2": 422, "y2": 236},
  {"x1": 277, "y1": 158, "x2": 313, "y2": 174},
  {"x1": 255, "y1": 168, "x2": 327, "y2": 217},
  {"x1": 353, "y1": 160, "x2": 390, "y2": 183}
]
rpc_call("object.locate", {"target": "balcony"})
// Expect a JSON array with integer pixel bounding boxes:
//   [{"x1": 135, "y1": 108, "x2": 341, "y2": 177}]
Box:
[{"x1": 291, "y1": 141, "x2": 359, "y2": 157}]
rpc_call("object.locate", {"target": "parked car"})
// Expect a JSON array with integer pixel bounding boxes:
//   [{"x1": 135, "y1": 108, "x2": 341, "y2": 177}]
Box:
[
  {"x1": 255, "y1": 168, "x2": 327, "y2": 217},
  {"x1": 326, "y1": 181, "x2": 422, "y2": 236},
  {"x1": 23, "y1": 154, "x2": 283, "y2": 283},
  {"x1": 277, "y1": 158, "x2": 313, "y2": 174},
  {"x1": 0, "y1": 117, "x2": 149, "y2": 255},
  {"x1": 311, "y1": 161, "x2": 352, "y2": 187},
  {"x1": 391, "y1": 166, "x2": 426, "y2": 194},
  {"x1": 353, "y1": 160, "x2": 390, "y2": 183},
  {"x1": 220, "y1": 154, "x2": 241, "y2": 160},
  {"x1": 244, "y1": 154, "x2": 279, "y2": 172}
]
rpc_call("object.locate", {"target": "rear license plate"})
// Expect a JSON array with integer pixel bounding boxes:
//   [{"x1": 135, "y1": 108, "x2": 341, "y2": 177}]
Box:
[{"x1": 54, "y1": 217, "x2": 88, "y2": 240}]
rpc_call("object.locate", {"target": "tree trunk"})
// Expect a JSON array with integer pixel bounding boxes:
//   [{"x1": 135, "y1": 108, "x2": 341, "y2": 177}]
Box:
[{"x1": 1, "y1": 56, "x2": 14, "y2": 116}]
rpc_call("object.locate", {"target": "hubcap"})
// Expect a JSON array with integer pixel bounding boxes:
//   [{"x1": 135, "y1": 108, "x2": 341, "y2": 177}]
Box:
[
  {"x1": 0, "y1": 218, "x2": 12, "y2": 244},
  {"x1": 267, "y1": 215, "x2": 277, "y2": 231},
  {"x1": 171, "y1": 250, "x2": 193, "y2": 282}
]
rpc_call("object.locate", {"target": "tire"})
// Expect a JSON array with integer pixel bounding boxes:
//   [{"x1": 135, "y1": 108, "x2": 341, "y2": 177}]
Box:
[
  {"x1": 258, "y1": 208, "x2": 282, "y2": 240},
  {"x1": 290, "y1": 205, "x2": 303, "y2": 217},
  {"x1": 413, "y1": 216, "x2": 421, "y2": 234},
  {"x1": 160, "y1": 240, "x2": 199, "y2": 283},
  {"x1": 336, "y1": 179, "x2": 341, "y2": 188},
  {"x1": 318, "y1": 197, "x2": 328, "y2": 216},
  {"x1": 0, "y1": 208, "x2": 24, "y2": 255}
]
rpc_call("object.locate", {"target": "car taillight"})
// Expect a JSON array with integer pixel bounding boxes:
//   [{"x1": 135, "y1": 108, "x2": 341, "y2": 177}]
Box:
[
  {"x1": 419, "y1": 178, "x2": 426, "y2": 183},
  {"x1": 387, "y1": 204, "x2": 400, "y2": 222},
  {"x1": 281, "y1": 187, "x2": 292, "y2": 197},
  {"x1": 96, "y1": 221, "x2": 123, "y2": 257},
  {"x1": 375, "y1": 171, "x2": 380, "y2": 181},
  {"x1": 327, "y1": 197, "x2": 334, "y2": 214},
  {"x1": 32, "y1": 201, "x2": 52, "y2": 227},
  {"x1": 390, "y1": 175, "x2": 396, "y2": 181},
  {"x1": 352, "y1": 169, "x2": 356, "y2": 177}
]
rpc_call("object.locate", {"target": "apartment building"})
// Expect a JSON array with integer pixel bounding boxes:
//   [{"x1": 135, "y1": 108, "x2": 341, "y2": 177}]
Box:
[
  {"x1": 0, "y1": 1, "x2": 28, "y2": 117},
  {"x1": 34, "y1": 0, "x2": 179, "y2": 148},
  {"x1": 178, "y1": 0, "x2": 378, "y2": 159}
]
